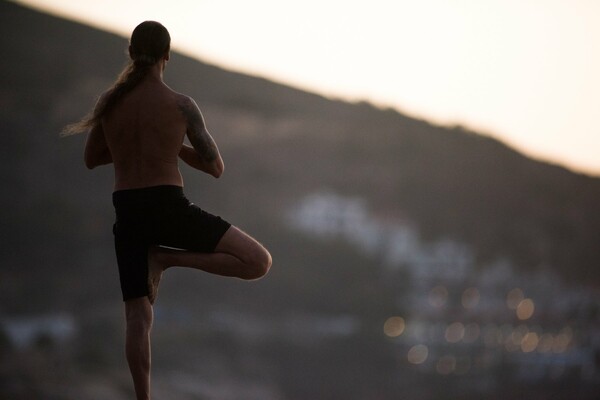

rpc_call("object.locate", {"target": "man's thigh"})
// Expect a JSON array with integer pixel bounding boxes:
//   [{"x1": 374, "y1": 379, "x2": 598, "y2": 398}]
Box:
[{"x1": 214, "y1": 226, "x2": 267, "y2": 262}]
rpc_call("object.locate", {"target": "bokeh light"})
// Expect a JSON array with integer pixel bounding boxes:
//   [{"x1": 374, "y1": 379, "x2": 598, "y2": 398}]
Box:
[
  {"x1": 436, "y1": 355, "x2": 456, "y2": 375},
  {"x1": 537, "y1": 333, "x2": 554, "y2": 353},
  {"x1": 516, "y1": 298, "x2": 535, "y2": 320},
  {"x1": 445, "y1": 322, "x2": 465, "y2": 343},
  {"x1": 383, "y1": 316, "x2": 406, "y2": 338},
  {"x1": 521, "y1": 332, "x2": 539, "y2": 352},
  {"x1": 428, "y1": 285, "x2": 448, "y2": 308},
  {"x1": 552, "y1": 327, "x2": 573, "y2": 353},
  {"x1": 461, "y1": 287, "x2": 480, "y2": 309},
  {"x1": 407, "y1": 344, "x2": 429, "y2": 364}
]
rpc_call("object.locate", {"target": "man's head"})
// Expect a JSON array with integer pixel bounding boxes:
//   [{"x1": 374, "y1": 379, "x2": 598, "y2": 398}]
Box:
[
  {"x1": 62, "y1": 21, "x2": 173, "y2": 136},
  {"x1": 129, "y1": 21, "x2": 171, "y2": 66}
]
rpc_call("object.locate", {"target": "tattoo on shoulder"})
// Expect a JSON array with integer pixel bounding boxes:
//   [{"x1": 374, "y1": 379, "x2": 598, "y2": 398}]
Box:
[{"x1": 177, "y1": 97, "x2": 218, "y2": 162}]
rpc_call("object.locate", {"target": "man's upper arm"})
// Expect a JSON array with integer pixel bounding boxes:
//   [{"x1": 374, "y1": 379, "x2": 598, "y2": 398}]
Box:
[
  {"x1": 84, "y1": 122, "x2": 111, "y2": 169},
  {"x1": 177, "y1": 96, "x2": 219, "y2": 163}
]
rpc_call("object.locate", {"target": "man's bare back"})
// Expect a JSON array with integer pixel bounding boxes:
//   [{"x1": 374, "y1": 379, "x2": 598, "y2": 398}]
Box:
[
  {"x1": 85, "y1": 69, "x2": 224, "y2": 191},
  {"x1": 103, "y1": 77, "x2": 187, "y2": 190}
]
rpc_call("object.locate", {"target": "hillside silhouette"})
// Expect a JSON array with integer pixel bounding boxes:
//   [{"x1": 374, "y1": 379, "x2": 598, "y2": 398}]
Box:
[
  {"x1": 2, "y1": 1, "x2": 598, "y2": 293},
  {"x1": 1, "y1": 2, "x2": 600, "y2": 399}
]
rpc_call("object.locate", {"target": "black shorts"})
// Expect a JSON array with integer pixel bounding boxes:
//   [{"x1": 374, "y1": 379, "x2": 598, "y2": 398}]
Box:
[{"x1": 112, "y1": 185, "x2": 231, "y2": 301}]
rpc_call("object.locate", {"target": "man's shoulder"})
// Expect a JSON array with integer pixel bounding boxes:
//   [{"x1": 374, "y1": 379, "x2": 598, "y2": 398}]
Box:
[
  {"x1": 164, "y1": 89, "x2": 187, "y2": 106},
  {"x1": 173, "y1": 93, "x2": 201, "y2": 115},
  {"x1": 173, "y1": 92, "x2": 193, "y2": 105}
]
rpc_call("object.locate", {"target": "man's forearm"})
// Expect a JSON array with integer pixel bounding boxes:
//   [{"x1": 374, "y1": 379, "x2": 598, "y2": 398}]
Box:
[
  {"x1": 179, "y1": 144, "x2": 224, "y2": 178},
  {"x1": 84, "y1": 124, "x2": 113, "y2": 169},
  {"x1": 84, "y1": 146, "x2": 113, "y2": 169}
]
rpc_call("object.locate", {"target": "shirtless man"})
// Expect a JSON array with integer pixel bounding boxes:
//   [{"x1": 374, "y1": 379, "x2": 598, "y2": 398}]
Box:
[{"x1": 66, "y1": 21, "x2": 272, "y2": 400}]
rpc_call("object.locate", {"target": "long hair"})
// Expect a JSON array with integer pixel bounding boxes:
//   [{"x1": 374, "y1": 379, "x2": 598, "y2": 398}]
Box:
[{"x1": 62, "y1": 21, "x2": 171, "y2": 136}]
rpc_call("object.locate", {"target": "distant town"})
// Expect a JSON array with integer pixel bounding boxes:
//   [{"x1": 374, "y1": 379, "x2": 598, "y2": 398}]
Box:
[{"x1": 287, "y1": 191, "x2": 600, "y2": 382}]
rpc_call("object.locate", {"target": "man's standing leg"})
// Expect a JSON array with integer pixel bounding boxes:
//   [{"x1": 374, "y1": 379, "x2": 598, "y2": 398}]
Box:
[{"x1": 125, "y1": 297, "x2": 153, "y2": 400}]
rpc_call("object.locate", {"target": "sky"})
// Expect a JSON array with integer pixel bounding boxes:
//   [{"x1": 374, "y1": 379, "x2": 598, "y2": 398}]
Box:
[{"x1": 15, "y1": 0, "x2": 600, "y2": 176}]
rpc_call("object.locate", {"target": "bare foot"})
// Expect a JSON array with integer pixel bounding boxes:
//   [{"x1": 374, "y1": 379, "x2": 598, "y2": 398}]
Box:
[{"x1": 147, "y1": 246, "x2": 167, "y2": 305}]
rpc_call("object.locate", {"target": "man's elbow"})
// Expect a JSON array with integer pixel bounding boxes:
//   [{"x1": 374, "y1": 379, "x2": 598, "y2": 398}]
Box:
[
  {"x1": 84, "y1": 152, "x2": 110, "y2": 169},
  {"x1": 84, "y1": 156, "x2": 97, "y2": 170},
  {"x1": 212, "y1": 158, "x2": 224, "y2": 178},
  {"x1": 211, "y1": 162, "x2": 224, "y2": 178}
]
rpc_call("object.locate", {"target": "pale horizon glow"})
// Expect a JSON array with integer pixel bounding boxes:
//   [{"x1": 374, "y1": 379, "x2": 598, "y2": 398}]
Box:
[{"x1": 14, "y1": 0, "x2": 600, "y2": 176}]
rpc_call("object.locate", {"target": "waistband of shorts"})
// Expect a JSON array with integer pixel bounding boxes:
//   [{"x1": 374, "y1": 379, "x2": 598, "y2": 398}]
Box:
[{"x1": 112, "y1": 185, "x2": 185, "y2": 206}]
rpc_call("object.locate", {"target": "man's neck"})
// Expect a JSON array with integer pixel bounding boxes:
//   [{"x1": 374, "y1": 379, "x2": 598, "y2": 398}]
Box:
[{"x1": 147, "y1": 61, "x2": 166, "y2": 81}]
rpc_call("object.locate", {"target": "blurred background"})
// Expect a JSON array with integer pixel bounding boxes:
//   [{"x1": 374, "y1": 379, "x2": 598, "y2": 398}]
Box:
[{"x1": 1, "y1": 1, "x2": 599, "y2": 399}]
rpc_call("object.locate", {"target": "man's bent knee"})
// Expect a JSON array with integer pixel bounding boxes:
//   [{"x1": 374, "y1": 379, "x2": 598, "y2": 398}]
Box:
[
  {"x1": 255, "y1": 247, "x2": 273, "y2": 279},
  {"x1": 216, "y1": 226, "x2": 272, "y2": 280},
  {"x1": 245, "y1": 246, "x2": 272, "y2": 280}
]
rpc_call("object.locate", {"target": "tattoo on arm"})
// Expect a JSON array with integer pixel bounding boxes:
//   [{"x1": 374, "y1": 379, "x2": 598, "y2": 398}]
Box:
[{"x1": 178, "y1": 97, "x2": 218, "y2": 162}]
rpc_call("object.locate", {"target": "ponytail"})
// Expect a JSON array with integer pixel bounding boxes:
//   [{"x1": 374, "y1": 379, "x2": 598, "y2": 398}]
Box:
[{"x1": 62, "y1": 21, "x2": 170, "y2": 136}]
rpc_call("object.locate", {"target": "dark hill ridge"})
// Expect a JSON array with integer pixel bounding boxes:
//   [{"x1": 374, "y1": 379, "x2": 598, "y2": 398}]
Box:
[
  {"x1": 3, "y1": 3, "x2": 600, "y2": 398},
  {"x1": 1, "y1": 0, "x2": 600, "y2": 298}
]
